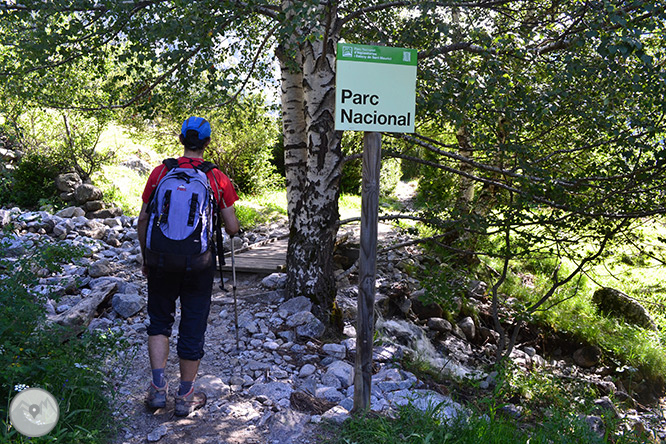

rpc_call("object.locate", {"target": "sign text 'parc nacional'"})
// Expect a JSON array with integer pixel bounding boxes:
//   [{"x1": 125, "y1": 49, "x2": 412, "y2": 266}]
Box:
[{"x1": 335, "y1": 43, "x2": 417, "y2": 133}]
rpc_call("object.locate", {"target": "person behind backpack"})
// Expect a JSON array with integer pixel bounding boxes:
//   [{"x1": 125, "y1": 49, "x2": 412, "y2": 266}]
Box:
[{"x1": 137, "y1": 116, "x2": 240, "y2": 416}]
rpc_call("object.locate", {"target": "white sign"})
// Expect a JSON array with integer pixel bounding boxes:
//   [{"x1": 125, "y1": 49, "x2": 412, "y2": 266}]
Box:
[{"x1": 335, "y1": 43, "x2": 417, "y2": 133}]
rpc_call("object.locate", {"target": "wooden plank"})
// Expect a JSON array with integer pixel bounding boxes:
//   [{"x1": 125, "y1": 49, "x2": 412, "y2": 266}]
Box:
[
  {"x1": 353, "y1": 131, "x2": 381, "y2": 413},
  {"x1": 219, "y1": 237, "x2": 287, "y2": 274}
]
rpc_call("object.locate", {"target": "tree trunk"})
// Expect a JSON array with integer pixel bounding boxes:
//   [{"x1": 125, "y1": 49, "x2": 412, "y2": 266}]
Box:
[{"x1": 278, "y1": 2, "x2": 342, "y2": 327}]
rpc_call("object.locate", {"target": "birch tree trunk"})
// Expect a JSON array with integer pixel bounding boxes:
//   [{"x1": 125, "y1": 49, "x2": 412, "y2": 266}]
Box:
[{"x1": 278, "y1": 2, "x2": 342, "y2": 326}]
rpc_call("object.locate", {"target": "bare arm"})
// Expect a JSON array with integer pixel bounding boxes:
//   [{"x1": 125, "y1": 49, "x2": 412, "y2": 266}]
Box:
[
  {"x1": 137, "y1": 203, "x2": 149, "y2": 259},
  {"x1": 220, "y1": 206, "x2": 240, "y2": 236}
]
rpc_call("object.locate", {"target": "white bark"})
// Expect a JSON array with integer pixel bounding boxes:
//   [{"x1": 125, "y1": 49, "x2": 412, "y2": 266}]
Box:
[{"x1": 278, "y1": 1, "x2": 342, "y2": 324}]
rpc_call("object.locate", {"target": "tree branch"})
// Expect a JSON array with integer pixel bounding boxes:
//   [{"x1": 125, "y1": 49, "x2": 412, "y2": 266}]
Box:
[
  {"x1": 526, "y1": 220, "x2": 628, "y2": 315},
  {"x1": 492, "y1": 226, "x2": 511, "y2": 362},
  {"x1": 208, "y1": 25, "x2": 277, "y2": 108},
  {"x1": 419, "y1": 42, "x2": 494, "y2": 60},
  {"x1": 40, "y1": 45, "x2": 202, "y2": 111},
  {"x1": 339, "y1": 1, "x2": 412, "y2": 28}
]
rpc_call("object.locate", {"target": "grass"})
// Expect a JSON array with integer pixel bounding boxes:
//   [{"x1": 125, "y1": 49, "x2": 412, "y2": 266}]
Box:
[
  {"x1": 477, "y1": 220, "x2": 666, "y2": 381},
  {"x1": 339, "y1": 193, "x2": 362, "y2": 220},
  {"x1": 327, "y1": 401, "x2": 644, "y2": 444},
  {"x1": 371, "y1": 195, "x2": 665, "y2": 444},
  {"x1": 93, "y1": 164, "x2": 146, "y2": 216},
  {"x1": 235, "y1": 189, "x2": 288, "y2": 228}
]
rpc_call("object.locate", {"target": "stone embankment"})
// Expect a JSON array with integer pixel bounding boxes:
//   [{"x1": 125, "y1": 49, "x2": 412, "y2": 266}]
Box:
[{"x1": 1, "y1": 206, "x2": 664, "y2": 443}]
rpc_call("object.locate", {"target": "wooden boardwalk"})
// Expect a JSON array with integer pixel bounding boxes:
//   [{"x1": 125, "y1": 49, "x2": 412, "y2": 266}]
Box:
[{"x1": 220, "y1": 237, "x2": 288, "y2": 274}]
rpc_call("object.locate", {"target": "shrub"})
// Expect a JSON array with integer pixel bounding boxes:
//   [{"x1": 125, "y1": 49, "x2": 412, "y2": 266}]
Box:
[
  {"x1": 201, "y1": 97, "x2": 282, "y2": 195},
  {"x1": 9, "y1": 151, "x2": 66, "y2": 209},
  {"x1": 0, "y1": 109, "x2": 113, "y2": 209},
  {"x1": 92, "y1": 164, "x2": 146, "y2": 217}
]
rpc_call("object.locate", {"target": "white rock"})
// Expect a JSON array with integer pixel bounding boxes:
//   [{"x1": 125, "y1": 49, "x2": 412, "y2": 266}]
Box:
[
  {"x1": 147, "y1": 425, "x2": 168, "y2": 442},
  {"x1": 324, "y1": 360, "x2": 354, "y2": 388},
  {"x1": 261, "y1": 273, "x2": 287, "y2": 290},
  {"x1": 279, "y1": 296, "x2": 312, "y2": 314},
  {"x1": 321, "y1": 406, "x2": 350, "y2": 424},
  {"x1": 322, "y1": 343, "x2": 347, "y2": 359},
  {"x1": 299, "y1": 364, "x2": 316, "y2": 378}
]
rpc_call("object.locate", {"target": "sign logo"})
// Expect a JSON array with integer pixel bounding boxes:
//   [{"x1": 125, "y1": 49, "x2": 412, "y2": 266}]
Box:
[{"x1": 9, "y1": 388, "x2": 60, "y2": 437}]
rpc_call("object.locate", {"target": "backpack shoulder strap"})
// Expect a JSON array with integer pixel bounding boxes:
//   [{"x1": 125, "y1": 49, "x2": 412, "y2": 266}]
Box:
[
  {"x1": 197, "y1": 161, "x2": 218, "y2": 174},
  {"x1": 163, "y1": 158, "x2": 179, "y2": 170}
]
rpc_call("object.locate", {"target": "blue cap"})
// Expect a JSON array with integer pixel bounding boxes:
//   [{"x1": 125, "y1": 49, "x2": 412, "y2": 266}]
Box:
[{"x1": 181, "y1": 116, "x2": 211, "y2": 140}]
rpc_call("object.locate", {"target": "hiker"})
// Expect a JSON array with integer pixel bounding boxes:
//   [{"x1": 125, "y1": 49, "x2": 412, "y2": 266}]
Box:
[{"x1": 137, "y1": 116, "x2": 240, "y2": 416}]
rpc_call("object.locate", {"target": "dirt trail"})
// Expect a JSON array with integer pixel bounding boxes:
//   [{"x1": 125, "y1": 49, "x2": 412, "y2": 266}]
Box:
[
  {"x1": 107, "y1": 181, "x2": 414, "y2": 444},
  {"x1": 108, "y1": 272, "x2": 332, "y2": 444}
]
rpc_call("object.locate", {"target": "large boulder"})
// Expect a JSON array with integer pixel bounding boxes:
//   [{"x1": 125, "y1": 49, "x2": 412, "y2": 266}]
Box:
[
  {"x1": 87, "y1": 207, "x2": 123, "y2": 219},
  {"x1": 55, "y1": 206, "x2": 86, "y2": 218},
  {"x1": 55, "y1": 172, "x2": 82, "y2": 193},
  {"x1": 410, "y1": 289, "x2": 443, "y2": 320},
  {"x1": 74, "y1": 184, "x2": 103, "y2": 204},
  {"x1": 83, "y1": 200, "x2": 104, "y2": 212},
  {"x1": 0, "y1": 209, "x2": 11, "y2": 227},
  {"x1": 573, "y1": 345, "x2": 602, "y2": 368},
  {"x1": 112, "y1": 293, "x2": 144, "y2": 318},
  {"x1": 121, "y1": 156, "x2": 152, "y2": 175},
  {"x1": 592, "y1": 287, "x2": 657, "y2": 331},
  {"x1": 79, "y1": 219, "x2": 107, "y2": 239}
]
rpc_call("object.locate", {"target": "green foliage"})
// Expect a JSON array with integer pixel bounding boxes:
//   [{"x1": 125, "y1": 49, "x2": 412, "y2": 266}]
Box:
[
  {"x1": 0, "y1": 109, "x2": 113, "y2": 209},
  {"x1": 411, "y1": 132, "x2": 458, "y2": 214},
  {"x1": 56, "y1": 112, "x2": 114, "y2": 182},
  {"x1": 123, "y1": 96, "x2": 282, "y2": 196},
  {"x1": 340, "y1": 131, "x2": 402, "y2": 197},
  {"x1": 381, "y1": 157, "x2": 402, "y2": 198},
  {"x1": 234, "y1": 190, "x2": 288, "y2": 229},
  {"x1": 487, "y1": 364, "x2": 598, "y2": 420},
  {"x1": 482, "y1": 221, "x2": 666, "y2": 380},
  {"x1": 6, "y1": 151, "x2": 66, "y2": 209},
  {"x1": 206, "y1": 99, "x2": 282, "y2": 195},
  {"x1": 0, "y1": 239, "x2": 124, "y2": 443},
  {"x1": 340, "y1": 132, "x2": 363, "y2": 195},
  {"x1": 11, "y1": 109, "x2": 112, "y2": 181},
  {"x1": 421, "y1": 262, "x2": 470, "y2": 319},
  {"x1": 328, "y1": 399, "x2": 644, "y2": 444},
  {"x1": 93, "y1": 164, "x2": 146, "y2": 217}
]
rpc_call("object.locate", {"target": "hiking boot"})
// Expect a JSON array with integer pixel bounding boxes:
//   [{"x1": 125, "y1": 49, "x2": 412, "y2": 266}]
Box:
[
  {"x1": 146, "y1": 381, "x2": 168, "y2": 409},
  {"x1": 174, "y1": 388, "x2": 207, "y2": 417}
]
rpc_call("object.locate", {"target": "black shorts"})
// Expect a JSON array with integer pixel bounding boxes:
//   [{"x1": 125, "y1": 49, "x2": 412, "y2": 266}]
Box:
[{"x1": 146, "y1": 265, "x2": 214, "y2": 361}]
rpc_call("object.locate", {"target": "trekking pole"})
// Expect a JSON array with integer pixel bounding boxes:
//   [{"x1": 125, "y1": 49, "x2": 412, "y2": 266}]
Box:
[
  {"x1": 216, "y1": 213, "x2": 226, "y2": 291},
  {"x1": 230, "y1": 234, "x2": 240, "y2": 351}
]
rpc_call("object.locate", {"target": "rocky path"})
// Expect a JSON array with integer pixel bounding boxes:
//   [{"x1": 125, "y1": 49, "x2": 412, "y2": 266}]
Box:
[
  {"x1": 106, "y1": 254, "x2": 461, "y2": 444},
  {"x1": 105, "y1": 181, "x2": 461, "y2": 444},
  {"x1": 108, "y1": 270, "x2": 332, "y2": 444}
]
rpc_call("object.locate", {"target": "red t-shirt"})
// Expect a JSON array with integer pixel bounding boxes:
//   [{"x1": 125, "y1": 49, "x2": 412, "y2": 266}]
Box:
[{"x1": 141, "y1": 157, "x2": 239, "y2": 208}]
